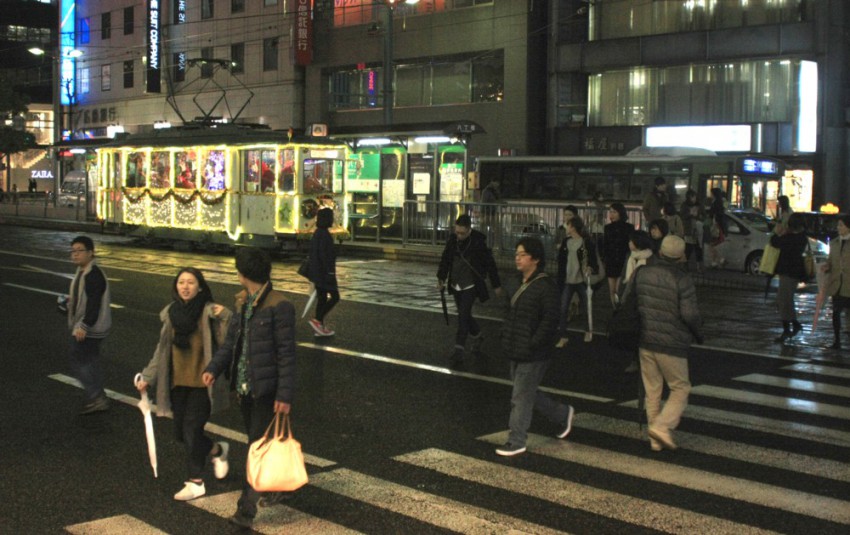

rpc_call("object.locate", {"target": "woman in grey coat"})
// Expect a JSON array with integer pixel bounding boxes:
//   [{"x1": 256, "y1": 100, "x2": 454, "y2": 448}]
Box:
[{"x1": 135, "y1": 268, "x2": 233, "y2": 502}]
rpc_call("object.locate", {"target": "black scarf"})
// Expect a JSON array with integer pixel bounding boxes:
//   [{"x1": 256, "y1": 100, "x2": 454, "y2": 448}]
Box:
[{"x1": 169, "y1": 293, "x2": 210, "y2": 349}]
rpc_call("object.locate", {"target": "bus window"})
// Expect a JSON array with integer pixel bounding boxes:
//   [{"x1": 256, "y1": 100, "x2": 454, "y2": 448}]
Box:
[
  {"x1": 202, "y1": 150, "x2": 226, "y2": 191},
  {"x1": 150, "y1": 151, "x2": 171, "y2": 188},
  {"x1": 278, "y1": 149, "x2": 295, "y2": 192},
  {"x1": 303, "y1": 159, "x2": 334, "y2": 193},
  {"x1": 174, "y1": 151, "x2": 196, "y2": 189},
  {"x1": 524, "y1": 166, "x2": 573, "y2": 199},
  {"x1": 126, "y1": 151, "x2": 147, "y2": 188}
]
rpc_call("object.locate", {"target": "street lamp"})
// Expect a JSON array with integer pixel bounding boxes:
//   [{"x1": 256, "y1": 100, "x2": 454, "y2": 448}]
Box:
[{"x1": 29, "y1": 45, "x2": 82, "y2": 201}]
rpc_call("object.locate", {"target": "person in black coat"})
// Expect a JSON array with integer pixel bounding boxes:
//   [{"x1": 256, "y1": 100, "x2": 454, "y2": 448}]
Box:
[
  {"x1": 437, "y1": 214, "x2": 502, "y2": 369},
  {"x1": 602, "y1": 202, "x2": 634, "y2": 305},
  {"x1": 496, "y1": 236, "x2": 574, "y2": 457},
  {"x1": 770, "y1": 213, "x2": 809, "y2": 343},
  {"x1": 307, "y1": 208, "x2": 339, "y2": 337}
]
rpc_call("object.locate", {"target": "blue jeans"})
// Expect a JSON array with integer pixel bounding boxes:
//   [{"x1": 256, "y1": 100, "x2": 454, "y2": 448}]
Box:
[
  {"x1": 558, "y1": 283, "x2": 588, "y2": 333},
  {"x1": 69, "y1": 337, "x2": 104, "y2": 402},
  {"x1": 237, "y1": 393, "x2": 276, "y2": 519},
  {"x1": 171, "y1": 386, "x2": 213, "y2": 480},
  {"x1": 508, "y1": 360, "x2": 570, "y2": 447}
]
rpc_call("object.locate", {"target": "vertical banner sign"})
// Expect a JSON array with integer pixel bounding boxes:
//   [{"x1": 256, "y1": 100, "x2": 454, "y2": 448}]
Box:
[
  {"x1": 293, "y1": 0, "x2": 313, "y2": 66},
  {"x1": 147, "y1": 0, "x2": 161, "y2": 93},
  {"x1": 59, "y1": 0, "x2": 76, "y2": 106}
]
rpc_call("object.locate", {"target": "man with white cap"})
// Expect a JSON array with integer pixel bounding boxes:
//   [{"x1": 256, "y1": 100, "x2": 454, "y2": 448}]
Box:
[{"x1": 634, "y1": 235, "x2": 703, "y2": 451}]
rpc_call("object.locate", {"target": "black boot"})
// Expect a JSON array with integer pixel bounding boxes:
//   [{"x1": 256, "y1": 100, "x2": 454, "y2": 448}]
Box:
[
  {"x1": 774, "y1": 322, "x2": 791, "y2": 343},
  {"x1": 790, "y1": 321, "x2": 803, "y2": 338},
  {"x1": 830, "y1": 339, "x2": 842, "y2": 350}
]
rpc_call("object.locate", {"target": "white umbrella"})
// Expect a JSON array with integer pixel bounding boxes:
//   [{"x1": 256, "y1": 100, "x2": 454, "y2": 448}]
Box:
[
  {"x1": 302, "y1": 288, "x2": 317, "y2": 319},
  {"x1": 133, "y1": 373, "x2": 158, "y2": 478},
  {"x1": 585, "y1": 274, "x2": 594, "y2": 342}
]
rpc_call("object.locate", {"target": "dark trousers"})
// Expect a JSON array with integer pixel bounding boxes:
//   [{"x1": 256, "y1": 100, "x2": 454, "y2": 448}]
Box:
[
  {"x1": 68, "y1": 337, "x2": 104, "y2": 402},
  {"x1": 833, "y1": 295, "x2": 850, "y2": 339},
  {"x1": 685, "y1": 242, "x2": 703, "y2": 263},
  {"x1": 315, "y1": 287, "x2": 340, "y2": 323},
  {"x1": 453, "y1": 288, "x2": 480, "y2": 348},
  {"x1": 171, "y1": 386, "x2": 213, "y2": 480},
  {"x1": 237, "y1": 393, "x2": 276, "y2": 518}
]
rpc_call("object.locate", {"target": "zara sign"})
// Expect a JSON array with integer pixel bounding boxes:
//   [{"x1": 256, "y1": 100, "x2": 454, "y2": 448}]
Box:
[{"x1": 31, "y1": 170, "x2": 55, "y2": 179}]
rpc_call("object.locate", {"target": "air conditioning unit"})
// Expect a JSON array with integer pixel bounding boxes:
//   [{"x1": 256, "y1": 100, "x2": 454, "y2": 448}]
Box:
[{"x1": 311, "y1": 123, "x2": 328, "y2": 137}]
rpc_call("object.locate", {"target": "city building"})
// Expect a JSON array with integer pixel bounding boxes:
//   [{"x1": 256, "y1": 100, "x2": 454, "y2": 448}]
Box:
[
  {"x1": 0, "y1": 0, "x2": 57, "y2": 194},
  {"x1": 550, "y1": 0, "x2": 850, "y2": 214}
]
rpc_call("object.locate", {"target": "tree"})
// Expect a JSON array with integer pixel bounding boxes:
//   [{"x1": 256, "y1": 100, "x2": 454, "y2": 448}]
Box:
[{"x1": 0, "y1": 76, "x2": 34, "y2": 190}]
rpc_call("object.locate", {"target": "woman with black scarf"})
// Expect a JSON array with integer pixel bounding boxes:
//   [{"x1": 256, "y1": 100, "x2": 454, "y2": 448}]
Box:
[{"x1": 136, "y1": 268, "x2": 233, "y2": 502}]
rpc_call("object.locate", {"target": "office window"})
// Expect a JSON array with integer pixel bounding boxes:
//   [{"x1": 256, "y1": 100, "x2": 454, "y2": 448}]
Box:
[
  {"x1": 202, "y1": 0, "x2": 214, "y2": 19},
  {"x1": 201, "y1": 47, "x2": 214, "y2": 78},
  {"x1": 232, "y1": 0, "x2": 245, "y2": 13},
  {"x1": 101, "y1": 64, "x2": 111, "y2": 91},
  {"x1": 231, "y1": 43, "x2": 244, "y2": 74},
  {"x1": 124, "y1": 60, "x2": 134, "y2": 88},
  {"x1": 101, "y1": 12, "x2": 111, "y2": 40},
  {"x1": 124, "y1": 6, "x2": 134, "y2": 35},
  {"x1": 80, "y1": 18, "x2": 90, "y2": 44},
  {"x1": 263, "y1": 38, "x2": 278, "y2": 71},
  {"x1": 80, "y1": 67, "x2": 90, "y2": 94},
  {"x1": 174, "y1": 52, "x2": 186, "y2": 82}
]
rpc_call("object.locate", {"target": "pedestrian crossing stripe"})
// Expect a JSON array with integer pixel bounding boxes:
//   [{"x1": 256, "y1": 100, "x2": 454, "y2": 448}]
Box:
[
  {"x1": 475, "y1": 432, "x2": 850, "y2": 525},
  {"x1": 189, "y1": 490, "x2": 361, "y2": 534},
  {"x1": 690, "y1": 384, "x2": 850, "y2": 419},
  {"x1": 619, "y1": 399, "x2": 850, "y2": 447},
  {"x1": 394, "y1": 448, "x2": 780, "y2": 534},
  {"x1": 309, "y1": 468, "x2": 565, "y2": 535},
  {"x1": 65, "y1": 514, "x2": 168, "y2": 534},
  {"x1": 783, "y1": 362, "x2": 850, "y2": 379},
  {"x1": 734, "y1": 373, "x2": 850, "y2": 398},
  {"x1": 575, "y1": 412, "x2": 850, "y2": 483}
]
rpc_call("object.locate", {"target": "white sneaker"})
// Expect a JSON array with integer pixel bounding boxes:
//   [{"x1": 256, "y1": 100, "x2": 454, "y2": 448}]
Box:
[
  {"x1": 583, "y1": 331, "x2": 593, "y2": 343},
  {"x1": 174, "y1": 481, "x2": 205, "y2": 501},
  {"x1": 212, "y1": 441, "x2": 229, "y2": 480},
  {"x1": 555, "y1": 337, "x2": 569, "y2": 349}
]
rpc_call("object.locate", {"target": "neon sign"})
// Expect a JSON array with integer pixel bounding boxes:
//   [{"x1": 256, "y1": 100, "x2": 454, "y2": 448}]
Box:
[
  {"x1": 146, "y1": 0, "x2": 161, "y2": 93},
  {"x1": 59, "y1": 0, "x2": 76, "y2": 106}
]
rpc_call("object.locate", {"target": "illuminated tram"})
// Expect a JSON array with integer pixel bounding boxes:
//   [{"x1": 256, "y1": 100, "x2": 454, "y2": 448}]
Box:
[{"x1": 96, "y1": 124, "x2": 350, "y2": 249}]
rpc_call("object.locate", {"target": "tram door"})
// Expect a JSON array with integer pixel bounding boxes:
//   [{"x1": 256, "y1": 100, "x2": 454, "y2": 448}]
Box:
[{"x1": 238, "y1": 149, "x2": 277, "y2": 236}]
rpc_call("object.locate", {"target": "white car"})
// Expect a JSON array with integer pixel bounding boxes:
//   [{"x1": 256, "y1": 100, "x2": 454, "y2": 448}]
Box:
[{"x1": 714, "y1": 210, "x2": 828, "y2": 274}]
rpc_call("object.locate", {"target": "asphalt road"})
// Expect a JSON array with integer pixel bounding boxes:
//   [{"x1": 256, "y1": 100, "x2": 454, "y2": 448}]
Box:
[{"x1": 0, "y1": 226, "x2": 848, "y2": 534}]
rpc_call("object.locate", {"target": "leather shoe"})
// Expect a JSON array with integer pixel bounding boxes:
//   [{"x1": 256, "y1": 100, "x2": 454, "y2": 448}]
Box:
[{"x1": 648, "y1": 427, "x2": 678, "y2": 451}]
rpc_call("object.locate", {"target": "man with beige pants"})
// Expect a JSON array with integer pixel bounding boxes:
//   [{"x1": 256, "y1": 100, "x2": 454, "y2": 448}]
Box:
[{"x1": 634, "y1": 235, "x2": 703, "y2": 451}]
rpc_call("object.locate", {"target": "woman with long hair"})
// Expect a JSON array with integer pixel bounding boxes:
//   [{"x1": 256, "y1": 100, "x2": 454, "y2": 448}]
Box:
[
  {"x1": 136, "y1": 268, "x2": 233, "y2": 501},
  {"x1": 602, "y1": 203, "x2": 634, "y2": 306},
  {"x1": 680, "y1": 189, "x2": 705, "y2": 272},
  {"x1": 707, "y1": 188, "x2": 728, "y2": 268}
]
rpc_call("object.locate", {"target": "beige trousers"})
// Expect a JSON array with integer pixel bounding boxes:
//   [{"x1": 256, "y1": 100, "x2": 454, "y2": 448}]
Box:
[{"x1": 639, "y1": 348, "x2": 691, "y2": 433}]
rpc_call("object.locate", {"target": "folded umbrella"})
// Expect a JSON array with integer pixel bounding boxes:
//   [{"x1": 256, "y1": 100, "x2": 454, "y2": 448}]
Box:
[
  {"x1": 134, "y1": 373, "x2": 158, "y2": 478},
  {"x1": 812, "y1": 263, "x2": 827, "y2": 331},
  {"x1": 302, "y1": 288, "x2": 317, "y2": 319},
  {"x1": 585, "y1": 275, "x2": 594, "y2": 342}
]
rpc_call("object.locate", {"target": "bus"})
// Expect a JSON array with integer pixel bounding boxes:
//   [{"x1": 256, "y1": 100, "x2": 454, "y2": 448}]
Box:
[
  {"x1": 96, "y1": 123, "x2": 350, "y2": 249},
  {"x1": 475, "y1": 147, "x2": 786, "y2": 218}
]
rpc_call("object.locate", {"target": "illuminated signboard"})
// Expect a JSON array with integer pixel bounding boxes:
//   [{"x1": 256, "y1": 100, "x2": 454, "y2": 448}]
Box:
[
  {"x1": 646, "y1": 125, "x2": 752, "y2": 152},
  {"x1": 740, "y1": 158, "x2": 780, "y2": 175},
  {"x1": 294, "y1": 0, "x2": 313, "y2": 66},
  {"x1": 147, "y1": 0, "x2": 161, "y2": 93},
  {"x1": 175, "y1": 0, "x2": 187, "y2": 24},
  {"x1": 367, "y1": 70, "x2": 377, "y2": 107},
  {"x1": 60, "y1": 0, "x2": 76, "y2": 106}
]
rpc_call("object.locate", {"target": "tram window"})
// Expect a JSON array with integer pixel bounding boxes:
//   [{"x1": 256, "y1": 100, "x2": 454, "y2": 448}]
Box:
[
  {"x1": 303, "y1": 159, "x2": 334, "y2": 194},
  {"x1": 278, "y1": 149, "x2": 295, "y2": 192},
  {"x1": 111, "y1": 153, "x2": 122, "y2": 188},
  {"x1": 126, "y1": 151, "x2": 147, "y2": 188},
  {"x1": 174, "y1": 151, "x2": 197, "y2": 189},
  {"x1": 149, "y1": 151, "x2": 170, "y2": 188},
  {"x1": 202, "y1": 150, "x2": 226, "y2": 191},
  {"x1": 243, "y1": 150, "x2": 276, "y2": 192}
]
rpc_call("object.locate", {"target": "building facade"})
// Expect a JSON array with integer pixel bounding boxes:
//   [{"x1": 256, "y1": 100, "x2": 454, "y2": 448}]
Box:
[{"x1": 550, "y1": 0, "x2": 850, "y2": 213}]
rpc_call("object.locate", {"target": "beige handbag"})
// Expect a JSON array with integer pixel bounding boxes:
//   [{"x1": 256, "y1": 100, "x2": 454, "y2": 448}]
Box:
[{"x1": 246, "y1": 413, "x2": 308, "y2": 492}]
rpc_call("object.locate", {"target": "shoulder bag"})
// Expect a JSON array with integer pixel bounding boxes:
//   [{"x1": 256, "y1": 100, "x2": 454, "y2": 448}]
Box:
[{"x1": 246, "y1": 413, "x2": 309, "y2": 492}]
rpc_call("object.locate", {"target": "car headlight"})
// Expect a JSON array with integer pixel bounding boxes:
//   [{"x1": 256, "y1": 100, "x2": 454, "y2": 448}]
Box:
[{"x1": 810, "y1": 238, "x2": 829, "y2": 256}]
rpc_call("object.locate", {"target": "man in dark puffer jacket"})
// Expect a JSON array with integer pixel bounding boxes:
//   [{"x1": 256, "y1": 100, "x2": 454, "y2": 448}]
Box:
[
  {"x1": 496, "y1": 237, "x2": 575, "y2": 457},
  {"x1": 634, "y1": 235, "x2": 703, "y2": 452},
  {"x1": 203, "y1": 248, "x2": 296, "y2": 529}
]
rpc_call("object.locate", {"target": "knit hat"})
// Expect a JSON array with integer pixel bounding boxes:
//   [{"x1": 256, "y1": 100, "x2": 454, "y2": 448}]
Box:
[{"x1": 660, "y1": 235, "x2": 686, "y2": 260}]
